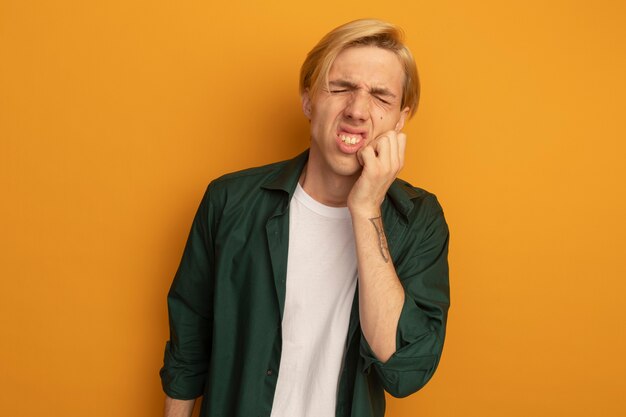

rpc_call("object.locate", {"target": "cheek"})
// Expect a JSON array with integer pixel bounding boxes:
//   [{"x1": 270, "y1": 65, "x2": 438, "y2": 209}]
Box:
[
  {"x1": 312, "y1": 106, "x2": 338, "y2": 128},
  {"x1": 371, "y1": 112, "x2": 389, "y2": 127},
  {"x1": 374, "y1": 109, "x2": 402, "y2": 128},
  {"x1": 309, "y1": 109, "x2": 333, "y2": 140}
]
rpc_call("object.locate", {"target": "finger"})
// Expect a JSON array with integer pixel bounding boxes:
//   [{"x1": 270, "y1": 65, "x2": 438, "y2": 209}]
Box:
[
  {"x1": 359, "y1": 145, "x2": 377, "y2": 168},
  {"x1": 373, "y1": 134, "x2": 391, "y2": 167},
  {"x1": 397, "y1": 132, "x2": 407, "y2": 170},
  {"x1": 356, "y1": 148, "x2": 364, "y2": 166},
  {"x1": 388, "y1": 131, "x2": 400, "y2": 172}
]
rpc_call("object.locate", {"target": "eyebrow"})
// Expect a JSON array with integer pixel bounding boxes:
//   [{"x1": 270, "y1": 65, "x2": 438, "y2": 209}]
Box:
[{"x1": 328, "y1": 79, "x2": 397, "y2": 99}]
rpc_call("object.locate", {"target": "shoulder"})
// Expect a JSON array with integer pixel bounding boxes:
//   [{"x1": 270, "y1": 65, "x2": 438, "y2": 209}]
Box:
[
  {"x1": 199, "y1": 155, "x2": 301, "y2": 216},
  {"x1": 389, "y1": 178, "x2": 445, "y2": 219},
  {"x1": 209, "y1": 158, "x2": 292, "y2": 192},
  {"x1": 387, "y1": 179, "x2": 449, "y2": 260}
]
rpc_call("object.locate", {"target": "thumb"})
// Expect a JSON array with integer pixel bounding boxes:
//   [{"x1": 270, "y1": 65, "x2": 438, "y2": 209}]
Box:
[{"x1": 356, "y1": 148, "x2": 364, "y2": 166}]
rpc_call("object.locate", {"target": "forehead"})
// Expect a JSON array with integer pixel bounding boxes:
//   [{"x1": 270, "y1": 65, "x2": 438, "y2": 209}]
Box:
[{"x1": 328, "y1": 46, "x2": 405, "y2": 92}]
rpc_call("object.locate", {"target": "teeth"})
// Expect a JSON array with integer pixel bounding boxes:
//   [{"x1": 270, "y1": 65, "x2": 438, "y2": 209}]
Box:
[{"x1": 340, "y1": 135, "x2": 361, "y2": 145}]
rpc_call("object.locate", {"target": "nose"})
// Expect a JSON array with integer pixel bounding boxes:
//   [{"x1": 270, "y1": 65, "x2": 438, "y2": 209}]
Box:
[{"x1": 344, "y1": 91, "x2": 370, "y2": 122}]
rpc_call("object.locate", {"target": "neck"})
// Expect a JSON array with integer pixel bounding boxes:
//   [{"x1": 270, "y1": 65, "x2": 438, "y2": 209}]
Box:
[{"x1": 299, "y1": 163, "x2": 358, "y2": 207}]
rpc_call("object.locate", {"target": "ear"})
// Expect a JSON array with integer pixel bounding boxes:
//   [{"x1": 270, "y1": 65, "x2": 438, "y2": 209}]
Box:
[
  {"x1": 301, "y1": 89, "x2": 312, "y2": 119},
  {"x1": 395, "y1": 106, "x2": 410, "y2": 131}
]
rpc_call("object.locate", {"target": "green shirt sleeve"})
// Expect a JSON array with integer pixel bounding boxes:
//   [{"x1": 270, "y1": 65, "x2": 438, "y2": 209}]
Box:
[
  {"x1": 160, "y1": 184, "x2": 216, "y2": 399},
  {"x1": 360, "y1": 193, "x2": 450, "y2": 398}
]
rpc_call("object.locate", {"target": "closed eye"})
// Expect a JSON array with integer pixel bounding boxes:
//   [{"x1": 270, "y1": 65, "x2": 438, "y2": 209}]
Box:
[{"x1": 375, "y1": 96, "x2": 391, "y2": 105}]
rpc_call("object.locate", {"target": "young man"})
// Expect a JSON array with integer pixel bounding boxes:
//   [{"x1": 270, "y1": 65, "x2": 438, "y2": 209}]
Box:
[{"x1": 161, "y1": 19, "x2": 450, "y2": 417}]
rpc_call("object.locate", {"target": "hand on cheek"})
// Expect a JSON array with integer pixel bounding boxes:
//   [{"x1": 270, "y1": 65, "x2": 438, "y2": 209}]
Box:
[{"x1": 348, "y1": 131, "x2": 407, "y2": 217}]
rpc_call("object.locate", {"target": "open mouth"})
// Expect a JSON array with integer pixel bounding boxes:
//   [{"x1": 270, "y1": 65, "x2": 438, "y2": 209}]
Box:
[
  {"x1": 335, "y1": 127, "x2": 368, "y2": 154},
  {"x1": 339, "y1": 134, "x2": 363, "y2": 145}
]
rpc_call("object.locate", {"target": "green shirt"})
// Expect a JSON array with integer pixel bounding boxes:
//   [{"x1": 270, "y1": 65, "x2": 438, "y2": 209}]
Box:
[{"x1": 160, "y1": 150, "x2": 450, "y2": 417}]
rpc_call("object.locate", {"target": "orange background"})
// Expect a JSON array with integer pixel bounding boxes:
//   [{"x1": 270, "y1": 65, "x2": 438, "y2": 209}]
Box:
[{"x1": 1, "y1": 1, "x2": 625, "y2": 416}]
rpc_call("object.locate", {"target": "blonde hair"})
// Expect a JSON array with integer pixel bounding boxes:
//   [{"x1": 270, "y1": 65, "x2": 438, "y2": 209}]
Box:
[{"x1": 300, "y1": 19, "x2": 420, "y2": 118}]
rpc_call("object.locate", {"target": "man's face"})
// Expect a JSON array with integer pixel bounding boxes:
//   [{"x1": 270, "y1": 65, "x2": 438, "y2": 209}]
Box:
[{"x1": 302, "y1": 46, "x2": 410, "y2": 180}]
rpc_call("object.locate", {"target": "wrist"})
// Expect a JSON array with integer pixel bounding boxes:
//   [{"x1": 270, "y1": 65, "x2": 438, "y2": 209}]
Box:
[{"x1": 348, "y1": 203, "x2": 381, "y2": 220}]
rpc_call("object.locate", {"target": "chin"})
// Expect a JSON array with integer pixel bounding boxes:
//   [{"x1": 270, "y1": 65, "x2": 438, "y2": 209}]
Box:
[
  {"x1": 330, "y1": 157, "x2": 362, "y2": 178},
  {"x1": 309, "y1": 143, "x2": 362, "y2": 178}
]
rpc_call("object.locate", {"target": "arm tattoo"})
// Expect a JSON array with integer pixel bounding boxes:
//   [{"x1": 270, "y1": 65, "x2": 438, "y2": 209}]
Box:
[{"x1": 369, "y1": 216, "x2": 390, "y2": 263}]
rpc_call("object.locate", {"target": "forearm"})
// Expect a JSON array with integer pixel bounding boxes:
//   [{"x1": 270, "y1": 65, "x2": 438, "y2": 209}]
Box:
[
  {"x1": 351, "y1": 209, "x2": 405, "y2": 362},
  {"x1": 164, "y1": 396, "x2": 196, "y2": 417}
]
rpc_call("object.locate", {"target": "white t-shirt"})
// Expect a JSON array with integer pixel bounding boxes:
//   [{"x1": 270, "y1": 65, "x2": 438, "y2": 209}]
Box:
[{"x1": 269, "y1": 183, "x2": 358, "y2": 417}]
